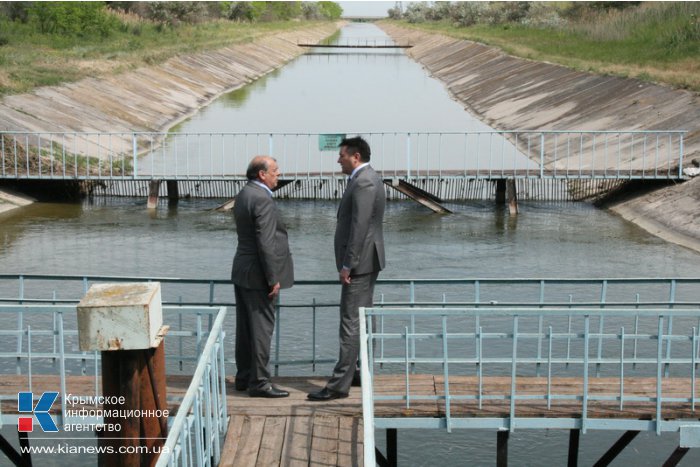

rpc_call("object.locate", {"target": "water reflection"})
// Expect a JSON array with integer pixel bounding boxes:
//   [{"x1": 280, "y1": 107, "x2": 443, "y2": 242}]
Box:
[{"x1": 142, "y1": 23, "x2": 536, "y2": 178}]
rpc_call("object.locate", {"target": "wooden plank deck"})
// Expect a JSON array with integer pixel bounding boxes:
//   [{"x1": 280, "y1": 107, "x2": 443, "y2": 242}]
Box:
[{"x1": 3, "y1": 374, "x2": 699, "y2": 465}]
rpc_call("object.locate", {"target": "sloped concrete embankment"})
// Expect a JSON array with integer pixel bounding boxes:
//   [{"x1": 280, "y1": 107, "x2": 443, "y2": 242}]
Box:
[
  {"x1": 0, "y1": 23, "x2": 341, "y2": 212},
  {"x1": 379, "y1": 23, "x2": 700, "y2": 252},
  {"x1": 0, "y1": 23, "x2": 341, "y2": 147}
]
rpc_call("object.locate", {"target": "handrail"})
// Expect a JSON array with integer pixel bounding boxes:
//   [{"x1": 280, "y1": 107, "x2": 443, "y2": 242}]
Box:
[
  {"x1": 0, "y1": 130, "x2": 688, "y2": 181},
  {"x1": 360, "y1": 305, "x2": 700, "y2": 454},
  {"x1": 156, "y1": 306, "x2": 227, "y2": 467}
]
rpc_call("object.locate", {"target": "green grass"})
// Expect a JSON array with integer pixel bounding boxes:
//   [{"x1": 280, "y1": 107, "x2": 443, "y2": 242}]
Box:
[
  {"x1": 387, "y1": 2, "x2": 700, "y2": 92},
  {"x1": 0, "y1": 17, "x2": 332, "y2": 97}
]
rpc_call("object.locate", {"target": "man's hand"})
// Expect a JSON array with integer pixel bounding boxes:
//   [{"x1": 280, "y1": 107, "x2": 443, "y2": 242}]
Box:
[
  {"x1": 268, "y1": 282, "x2": 281, "y2": 299},
  {"x1": 339, "y1": 268, "x2": 351, "y2": 285}
]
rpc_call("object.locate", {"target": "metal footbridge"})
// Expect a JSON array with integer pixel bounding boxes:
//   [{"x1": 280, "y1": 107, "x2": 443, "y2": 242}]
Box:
[
  {"x1": 1, "y1": 130, "x2": 687, "y2": 182},
  {"x1": 1, "y1": 275, "x2": 700, "y2": 465}
]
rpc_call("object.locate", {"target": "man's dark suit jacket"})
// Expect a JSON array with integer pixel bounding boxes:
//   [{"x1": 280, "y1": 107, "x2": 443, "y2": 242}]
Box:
[
  {"x1": 231, "y1": 181, "x2": 294, "y2": 290},
  {"x1": 334, "y1": 165, "x2": 386, "y2": 275}
]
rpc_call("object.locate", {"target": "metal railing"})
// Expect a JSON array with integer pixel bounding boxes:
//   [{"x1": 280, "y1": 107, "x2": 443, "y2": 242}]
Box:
[
  {"x1": 359, "y1": 306, "x2": 700, "y2": 465},
  {"x1": 156, "y1": 306, "x2": 227, "y2": 467},
  {"x1": 0, "y1": 304, "x2": 224, "y2": 431},
  {"x1": 0, "y1": 130, "x2": 687, "y2": 181},
  {"x1": 2, "y1": 274, "x2": 699, "y2": 373}
]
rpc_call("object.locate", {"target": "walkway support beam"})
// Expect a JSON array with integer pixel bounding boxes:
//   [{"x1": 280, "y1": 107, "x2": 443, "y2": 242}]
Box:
[
  {"x1": 568, "y1": 429, "x2": 580, "y2": 467},
  {"x1": 592, "y1": 430, "x2": 640, "y2": 467}
]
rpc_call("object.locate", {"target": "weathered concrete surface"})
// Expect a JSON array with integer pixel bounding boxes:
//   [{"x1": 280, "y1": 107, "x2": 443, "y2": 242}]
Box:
[
  {"x1": 379, "y1": 24, "x2": 700, "y2": 252},
  {"x1": 0, "y1": 23, "x2": 341, "y2": 213},
  {"x1": 0, "y1": 187, "x2": 35, "y2": 215},
  {"x1": 0, "y1": 23, "x2": 341, "y2": 149}
]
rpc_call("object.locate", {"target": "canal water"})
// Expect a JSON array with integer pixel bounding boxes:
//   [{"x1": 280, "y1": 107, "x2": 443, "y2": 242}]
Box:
[{"x1": 1, "y1": 23, "x2": 700, "y2": 466}]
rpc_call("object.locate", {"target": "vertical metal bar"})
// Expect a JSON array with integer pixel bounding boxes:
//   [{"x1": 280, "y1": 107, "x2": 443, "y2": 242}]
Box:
[
  {"x1": 404, "y1": 326, "x2": 410, "y2": 410},
  {"x1": 620, "y1": 327, "x2": 625, "y2": 410},
  {"x1": 692, "y1": 327, "x2": 697, "y2": 412},
  {"x1": 597, "y1": 280, "x2": 608, "y2": 377},
  {"x1": 547, "y1": 325, "x2": 552, "y2": 410},
  {"x1": 567, "y1": 295, "x2": 573, "y2": 367},
  {"x1": 678, "y1": 133, "x2": 684, "y2": 179},
  {"x1": 58, "y1": 311, "x2": 67, "y2": 427},
  {"x1": 410, "y1": 281, "x2": 416, "y2": 370},
  {"x1": 582, "y1": 315, "x2": 590, "y2": 434},
  {"x1": 633, "y1": 294, "x2": 640, "y2": 368},
  {"x1": 312, "y1": 298, "x2": 317, "y2": 371},
  {"x1": 132, "y1": 134, "x2": 138, "y2": 178},
  {"x1": 359, "y1": 306, "x2": 376, "y2": 467},
  {"x1": 666, "y1": 280, "x2": 676, "y2": 377},
  {"x1": 666, "y1": 316, "x2": 673, "y2": 378},
  {"x1": 442, "y1": 315, "x2": 451, "y2": 433},
  {"x1": 27, "y1": 325, "x2": 32, "y2": 393},
  {"x1": 218, "y1": 321, "x2": 228, "y2": 434},
  {"x1": 193, "y1": 395, "x2": 203, "y2": 465},
  {"x1": 406, "y1": 133, "x2": 411, "y2": 178},
  {"x1": 509, "y1": 315, "x2": 518, "y2": 432},
  {"x1": 478, "y1": 325, "x2": 483, "y2": 410},
  {"x1": 539, "y1": 133, "x2": 545, "y2": 178},
  {"x1": 656, "y1": 316, "x2": 664, "y2": 435}
]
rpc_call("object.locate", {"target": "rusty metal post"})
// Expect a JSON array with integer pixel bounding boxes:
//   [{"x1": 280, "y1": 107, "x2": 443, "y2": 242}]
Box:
[{"x1": 78, "y1": 283, "x2": 168, "y2": 467}]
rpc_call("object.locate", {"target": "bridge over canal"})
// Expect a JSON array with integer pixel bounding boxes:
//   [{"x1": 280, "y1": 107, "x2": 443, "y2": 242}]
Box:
[{"x1": 0, "y1": 130, "x2": 689, "y2": 212}]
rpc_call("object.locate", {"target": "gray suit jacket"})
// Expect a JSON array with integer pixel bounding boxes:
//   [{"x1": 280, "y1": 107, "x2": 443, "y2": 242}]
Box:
[
  {"x1": 334, "y1": 165, "x2": 386, "y2": 275},
  {"x1": 231, "y1": 181, "x2": 294, "y2": 290}
]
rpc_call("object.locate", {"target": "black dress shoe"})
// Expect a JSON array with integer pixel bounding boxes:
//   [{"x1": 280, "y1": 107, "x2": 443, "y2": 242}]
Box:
[
  {"x1": 351, "y1": 373, "x2": 362, "y2": 387},
  {"x1": 234, "y1": 381, "x2": 248, "y2": 392},
  {"x1": 248, "y1": 385, "x2": 289, "y2": 398},
  {"x1": 307, "y1": 387, "x2": 348, "y2": 401}
]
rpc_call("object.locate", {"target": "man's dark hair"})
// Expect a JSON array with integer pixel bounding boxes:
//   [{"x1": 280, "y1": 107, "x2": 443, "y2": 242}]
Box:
[
  {"x1": 246, "y1": 157, "x2": 269, "y2": 180},
  {"x1": 340, "y1": 136, "x2": 371, "y2": 162}
]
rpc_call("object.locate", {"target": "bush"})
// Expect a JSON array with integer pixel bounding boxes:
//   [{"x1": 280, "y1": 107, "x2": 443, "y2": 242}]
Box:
[
  {"x1": 449, "y1": 2, "x2": 487, "y2": 27},
  {"x1": 29, "y1": 2, "x2": 120, "y2": 37}
]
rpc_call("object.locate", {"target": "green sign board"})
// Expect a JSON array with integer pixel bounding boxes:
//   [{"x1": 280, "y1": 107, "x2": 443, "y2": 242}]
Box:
[{"x1": 318, "y1": 134, "x2": 345, "y2": 152}]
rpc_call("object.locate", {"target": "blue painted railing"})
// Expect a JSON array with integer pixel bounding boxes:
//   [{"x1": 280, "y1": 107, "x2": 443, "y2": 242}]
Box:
[{"x1": 359, "y1": 306, "x2": 700, "y2": 465}]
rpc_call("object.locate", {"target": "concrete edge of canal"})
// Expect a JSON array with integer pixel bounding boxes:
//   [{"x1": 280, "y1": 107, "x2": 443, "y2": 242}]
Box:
[
  {"x1": 377, "y1": 23, "x2": 700, "y2": 254},
  {"x1": 0, "y1": 21, "x2": 344, "y2": 214},
  {"x1": 1, "y1": 20, "x2": 698, "y2": 254}
]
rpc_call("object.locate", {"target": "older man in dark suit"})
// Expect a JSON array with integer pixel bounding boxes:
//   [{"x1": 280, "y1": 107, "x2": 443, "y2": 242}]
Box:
[
  {"x1": 232, "y1": 155, "x2": 294, "y2": 398},
  {"x1": 308, "y1": 136, "x2": 386, "y2": 401}
]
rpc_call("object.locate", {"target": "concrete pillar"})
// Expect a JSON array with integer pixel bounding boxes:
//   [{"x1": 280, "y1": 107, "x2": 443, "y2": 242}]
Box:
[
  {"x1": 77, "y1": 283, "x2": 169, "y2": 467},
  {"x1": 147, "y1": 180, "x2": 161, "y2": 209}
]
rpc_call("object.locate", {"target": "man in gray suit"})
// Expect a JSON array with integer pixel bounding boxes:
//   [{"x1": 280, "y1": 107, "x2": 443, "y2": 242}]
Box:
[
  {"x1": 232, "y1": 155, "x2": 294, "y2": 398},
  {"x1": 308, "y1": 136, "x2": 386, "y2": 401}
]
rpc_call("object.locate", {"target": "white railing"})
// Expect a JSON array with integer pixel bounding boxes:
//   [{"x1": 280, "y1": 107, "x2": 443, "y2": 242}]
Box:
[
  {"x1": 0, "y1": 131, "x2": 687, "y2": 181},
  {"x1": 156, "y1": 306, "x2": 227, "y2": 467}
]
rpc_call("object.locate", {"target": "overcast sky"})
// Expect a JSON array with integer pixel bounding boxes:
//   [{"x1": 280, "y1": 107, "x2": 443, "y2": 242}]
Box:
[{"x1": 338, "y1": 1, "x2": 396, "y2": 17}]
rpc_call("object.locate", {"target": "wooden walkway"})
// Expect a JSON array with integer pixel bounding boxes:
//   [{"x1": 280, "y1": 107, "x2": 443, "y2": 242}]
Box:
[{"x1": 3, "y1": 374, "x2": 699, "y2": 465}]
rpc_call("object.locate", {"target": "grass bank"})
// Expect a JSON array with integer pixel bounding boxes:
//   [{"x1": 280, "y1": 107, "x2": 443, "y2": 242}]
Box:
[
  {"x1": 0, "y1": 16, "x2": 329, "y2": 97},
  {"x1": 386, "y1": 2, "x2": 700, "y2": 92}
]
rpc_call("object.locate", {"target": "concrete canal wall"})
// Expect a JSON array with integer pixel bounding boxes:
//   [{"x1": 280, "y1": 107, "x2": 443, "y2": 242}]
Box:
[
  {"x1": 0, "y1": 22, "x2": 342, "y2": 213},
  {"x1": 379, "y1": 23, "x2": 700, "y2": 253},
  {"x1": 0, "y1": 23, "x2": 341, "y2": 136}
]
